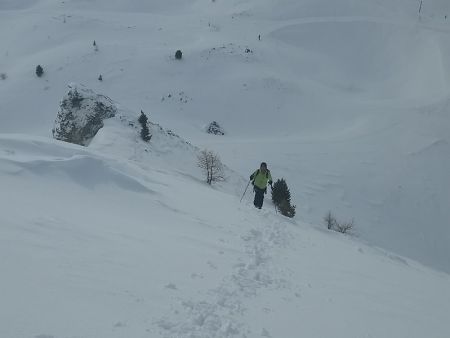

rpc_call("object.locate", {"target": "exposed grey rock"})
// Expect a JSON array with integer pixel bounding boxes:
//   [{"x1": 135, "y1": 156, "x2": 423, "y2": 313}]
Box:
[
  {"x1": 52, "y1": 84, "x2": 117, "y2": 146},
  {"x1": 206, "y1": 121, "x2": 225, "y2": 135}
]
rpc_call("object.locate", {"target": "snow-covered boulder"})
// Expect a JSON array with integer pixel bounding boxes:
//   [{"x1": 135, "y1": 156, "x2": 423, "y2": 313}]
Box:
[
  {"x1": 206, "y1": 121, "x2": 225, "y2": 135},
  {"x1": 52, "y1": 84, "x2": 117, "y2": 146}
]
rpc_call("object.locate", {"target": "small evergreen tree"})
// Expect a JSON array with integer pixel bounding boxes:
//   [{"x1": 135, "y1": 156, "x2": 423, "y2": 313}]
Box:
[
  {"x1": 36, "y1": 65, "x2": 44, "y2": 77},
  {"x1": 271, "y1": 178, "x2": 296, "y2": 218},
  {"x1": 141, "y1": 124, "x2": 151, "y2": 142},
  {"x1": 278, "y1": 199, "x2": 296, "y2": 218},
  {"x1": 175, "y1": 50, "x2": 182, "y2": 60},
  {"x1": 271, "y1": 178, "x2": 291, "y2": 206},
  {"x1": 138, "y1": 110, "x2": 148, "y2": 125},
  {"x1": 138, "y1": 111, "x2": 152, "y2": 142},
  {"x1": 98, "y1": 74, "x2": 103, "y2": 81}
]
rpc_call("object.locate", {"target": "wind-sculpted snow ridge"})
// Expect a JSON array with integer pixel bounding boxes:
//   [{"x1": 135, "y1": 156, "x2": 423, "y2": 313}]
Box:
[
  {"x1": 0, "y1": 0, "x2": 40, "y2": 10},
  {"x1": 89, "y1": 110, "x2": 245, "y2": 196},
  {"x1": 60, "y1": 0, "x2": 199, "y2": 14},
  {"x1": 48, "y1": 83, "x2": 242, "y2": 193},
  {"x1": 0, "y1": 136, "x2": 154, "y2": 194},
  {"x1": 267, "y1": 18, "x2": 449, "y2": 99},
  {"x1": 1, "y1": 114, "x2": 242, "y2": 198}
]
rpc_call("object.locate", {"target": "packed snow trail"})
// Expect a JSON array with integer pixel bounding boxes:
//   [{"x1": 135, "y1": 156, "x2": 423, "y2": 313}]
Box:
[{"x1": 157, "y1": 208, "x2": 294, "y2": 338}]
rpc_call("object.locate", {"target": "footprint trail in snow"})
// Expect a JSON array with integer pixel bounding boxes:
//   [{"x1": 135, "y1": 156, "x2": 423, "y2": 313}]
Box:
[{"x1": 157, "y1": 210, "x2": 294, "y2": 338}]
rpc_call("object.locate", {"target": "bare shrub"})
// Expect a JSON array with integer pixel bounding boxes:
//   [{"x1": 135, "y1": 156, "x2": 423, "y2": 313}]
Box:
[
  {"x1": 324, "y1": 211, "x2": 336, "y2": 230},
  {"x1": 0, "y1": 73, "x2": 7, "y2": 80},
  {"x1": 197, "y1": 149, "x2": 224, "y2": 185},
  {"x1": 324, "y1": 211, "x2": 354, "y2": 234},
  {"x1": 335, "y1": 219, "x2": 354, "y2": 234}
]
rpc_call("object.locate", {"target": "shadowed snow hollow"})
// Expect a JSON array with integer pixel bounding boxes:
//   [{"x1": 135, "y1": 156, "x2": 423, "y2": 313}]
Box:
[
  {"x1": 0, "y1": 0, "x2": 39, "y2": 10},
  {"x1": 269, "y1": 20, "x2": 449, "y2": 99}
]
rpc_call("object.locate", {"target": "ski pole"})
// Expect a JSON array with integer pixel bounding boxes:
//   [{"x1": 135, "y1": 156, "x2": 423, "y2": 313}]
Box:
[{"x1": 240, "y1": 180, "x2": 251, "y2": 203}]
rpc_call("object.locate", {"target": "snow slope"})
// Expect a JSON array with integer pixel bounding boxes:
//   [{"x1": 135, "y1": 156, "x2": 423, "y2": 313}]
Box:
[
  {"x1": 1, "y1": 0, "x2": 450, "y2": 337},
  {"x1": 1, "y1": 130, "x2": 449, "y2": 338},
  {"x1": 1, "y1": 0, "x2": 449, "y2": 273}
]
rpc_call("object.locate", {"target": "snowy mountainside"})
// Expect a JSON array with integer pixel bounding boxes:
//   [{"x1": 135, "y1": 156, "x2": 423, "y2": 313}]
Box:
[
  {"x1": 88, "y1": 103, "x2": 245, "y2": 196},
  {"x1": 0, "y1": 0, "x2": 449, "y2": 271},
  {"x1": 1, "y1": 131, "x2": 449, "y2": 338},
  {"x1": 1, "y1": 0, "x2": 450, "y2": 336}
]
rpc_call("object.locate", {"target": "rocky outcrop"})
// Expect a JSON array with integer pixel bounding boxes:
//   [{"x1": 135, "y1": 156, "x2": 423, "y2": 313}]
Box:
[
  {"x1": 52, "y1": 84, "x2": 117, "y2": 146},
  {"x1": 206, "y1": 121, "x2": 225, "y2": 135}
]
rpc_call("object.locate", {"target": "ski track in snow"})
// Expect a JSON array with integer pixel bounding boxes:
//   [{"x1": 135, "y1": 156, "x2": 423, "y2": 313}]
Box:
[{"x1": 157, "y1": 210, "x2": 292, "y2": 338}]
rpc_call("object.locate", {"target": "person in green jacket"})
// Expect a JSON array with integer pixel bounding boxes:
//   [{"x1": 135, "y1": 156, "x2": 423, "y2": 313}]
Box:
[{"x1": 250, "y1": 162, "x2": 273, "y2": 209}]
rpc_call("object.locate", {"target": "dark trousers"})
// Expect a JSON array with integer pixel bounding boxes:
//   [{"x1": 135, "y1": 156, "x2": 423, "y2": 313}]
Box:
[{"x1": 253, "y1": 186, "x2": 266, "y2": 209}]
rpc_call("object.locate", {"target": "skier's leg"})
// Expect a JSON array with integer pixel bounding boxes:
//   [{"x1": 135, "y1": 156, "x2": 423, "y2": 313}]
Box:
[
  {"x1": 253, "y1": 188, "x2": 259, "y2": 208},
  {"x1": 255, "y1": 188, "x2": 264, "y2": 209}
]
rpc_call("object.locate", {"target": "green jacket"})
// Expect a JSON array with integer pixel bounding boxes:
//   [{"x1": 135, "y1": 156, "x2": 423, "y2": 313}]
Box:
[{"x1": 250, "y1": 169, "x2": 273, "y2": 190}]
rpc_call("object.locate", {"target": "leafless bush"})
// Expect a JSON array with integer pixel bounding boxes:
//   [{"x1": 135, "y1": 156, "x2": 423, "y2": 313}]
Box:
[
  {"x1": 0, "y1": 73, "x2": 7, "y2": 80},
  {"x1": 324, "y1": 211, "x2": 354, "y2": 234},
  {"x1": 324, "y1": 211, "x2": 336, "y2": 230},
  {"x1": 197, "y1": 149, "x2": 224, "y2": 185},
  {"x1": 335, "y1": 219, "x2": 354, "y2": 234}
]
